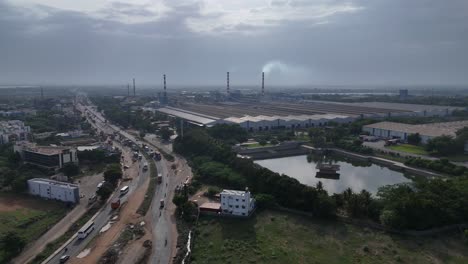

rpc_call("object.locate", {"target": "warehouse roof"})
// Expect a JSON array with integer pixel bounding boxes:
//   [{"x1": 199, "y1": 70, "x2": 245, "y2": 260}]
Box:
[
  {"x1": 363, "y1": 121, "x2": 468, "y2": 137},
  {"x1": 156, "y1": 107, "x2": 218, "y2": 125},
  {"x1": 28, "y1": 178, "x2": 79, "y2": 189}
]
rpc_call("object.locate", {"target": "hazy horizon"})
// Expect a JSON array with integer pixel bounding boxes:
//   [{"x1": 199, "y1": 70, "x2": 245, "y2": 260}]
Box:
[{"x1": 1, "y1": 0, "x2": 468, "y2": 86}]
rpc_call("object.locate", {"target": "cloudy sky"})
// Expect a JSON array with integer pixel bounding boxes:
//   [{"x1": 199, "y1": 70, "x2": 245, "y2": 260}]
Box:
[{"x1": 1, "y1": 0, "x2": 467, "y2": 87}]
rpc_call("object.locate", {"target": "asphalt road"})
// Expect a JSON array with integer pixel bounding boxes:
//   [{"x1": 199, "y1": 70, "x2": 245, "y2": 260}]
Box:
[
  {"x1": 46, "y1": 97, "x2": 149, "y2": 264},
  {"x1": 75, "y1": 94, "x2": 191, "y2": 264}
]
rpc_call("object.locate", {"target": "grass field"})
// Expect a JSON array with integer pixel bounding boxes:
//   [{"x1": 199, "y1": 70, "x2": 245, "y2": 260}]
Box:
[
  {"x1": 0, "y1": 193, "x2": 68, "y2": 263},
  {"x1": 387, "y1": 144, "x2": 429, "y2": 155},
  {"x1": 191, "y1": 210, "x2": 468, "y2": 264}
]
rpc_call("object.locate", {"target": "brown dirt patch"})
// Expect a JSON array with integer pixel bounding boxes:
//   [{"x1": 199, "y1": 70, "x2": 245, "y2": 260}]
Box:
[{"x1": 0, "y1": 193, "x2": 60, "y2": 212}]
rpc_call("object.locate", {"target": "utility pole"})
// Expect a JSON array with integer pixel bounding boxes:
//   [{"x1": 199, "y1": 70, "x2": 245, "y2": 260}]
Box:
[
  {"x1": 133, "y1": 78, "x2": 136, "y2": 97},
  {"x1": 127, "y1": 84, "x2": 130, "y2": 97}
]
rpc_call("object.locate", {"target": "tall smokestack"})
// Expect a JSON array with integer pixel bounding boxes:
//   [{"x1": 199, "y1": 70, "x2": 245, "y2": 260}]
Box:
[
  {"x1": 133, "y1": 78, "x2": 136, "y2": 97},
  {"x1": 262, "y1": 72, "x2": 265, "y2": 96},
  {"x1": 163, "y1": 74, "x2": 167, "y2": 100},
  {"x1": 127, "y1": 84, "x2": 130, "y2": 96},
  {"x1": 41, "y1": 87, "x2": 44, "y2": 100},
  {"x1": 227, "y1": 72, "x2": 230, "y2": 95}
]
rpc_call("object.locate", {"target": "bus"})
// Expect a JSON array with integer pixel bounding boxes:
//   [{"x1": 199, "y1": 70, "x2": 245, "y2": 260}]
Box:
[
  {"x1": 78, "y1": 221, "x2": 95, "y2": 239},
  {"x1": 120, "y1": 185, "x2": 129, "y2": 195}
]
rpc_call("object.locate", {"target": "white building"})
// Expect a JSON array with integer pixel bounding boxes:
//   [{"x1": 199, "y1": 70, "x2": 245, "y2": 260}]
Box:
[
  {"x1": 14, "y1": 142, "x2": 78, "y2": 169},
  {"x1": 362, "y1": 120, "x2": 468, "y2": 144},
  {"x1": 220, "y1": 189, "x2": 255, "y2": 217},
  {"x1": 0, "y1": 120, "x2": 31, "y2": 144},
  {"x1": 28, "y1": 178, "x2": 80, "y2": 203}
]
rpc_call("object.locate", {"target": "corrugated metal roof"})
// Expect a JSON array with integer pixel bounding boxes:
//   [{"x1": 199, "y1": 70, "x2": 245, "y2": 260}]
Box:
[
  {"x1": 156, "y1": 107, "x2": 217, "y2": 125},
  {"x1": 364, "y1": 121, "x2": 468, "y2": 137}
]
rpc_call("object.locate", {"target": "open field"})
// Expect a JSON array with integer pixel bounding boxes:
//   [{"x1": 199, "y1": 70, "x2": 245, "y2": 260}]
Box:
[
  {"x1": 0, "y1": 193, "x2": 68, "y2": 262},
  {"x1": 191, "y1": 210, "x2": 468, "y2": 264},
  {"x1": 387, "y1": 144, "x2": 429, "y2": 155}
]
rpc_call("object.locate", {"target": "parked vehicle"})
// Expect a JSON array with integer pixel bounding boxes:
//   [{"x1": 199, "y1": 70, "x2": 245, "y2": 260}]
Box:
[
  {"x1": 143, "y1": 163, "x2": 148, "y2": 171},
  {"x1": 111, "y1": 199, "x2": 121, "y2": 209},
  {"x1": 120, "y1": 185, "x2": 129, "y2": 195},
  {"x1": 138, "y1": 154, "x2": 143, "y2": 160},
  {"x1": 160, "y1": 199, "x2": 165, "y2": 208}
]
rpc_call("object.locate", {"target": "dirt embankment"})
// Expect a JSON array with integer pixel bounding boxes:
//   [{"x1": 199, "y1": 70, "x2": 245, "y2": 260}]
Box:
[{"x1": 70, "y1": 176, "x2": 150, "y2": 264}]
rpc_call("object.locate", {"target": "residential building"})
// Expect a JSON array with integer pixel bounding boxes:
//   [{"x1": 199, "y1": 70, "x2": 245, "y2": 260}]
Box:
[
  {"x1": 28, "y1": 178, "x2": 80, "y2": 203},
  {"x1": 14, "y1": 142, "x2": 78, "y2": 169},
  {"x1": 220, "y1": 189, "x2": 255, "y2": 217},
  {"x1": 362, "y1": 120, "x2": 468, "y2": 144},
  {"x1": 0, "y1": 120, "x2": 31, "y2": 144}
]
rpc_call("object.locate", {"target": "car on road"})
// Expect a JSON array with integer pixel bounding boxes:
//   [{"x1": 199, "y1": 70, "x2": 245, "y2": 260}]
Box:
[
  {"x1": 59, "y1": 255, "x2": 70, "y2": 263},
  {"x1": 124, "y1": 165, "x2": 130, "y2": 169}
]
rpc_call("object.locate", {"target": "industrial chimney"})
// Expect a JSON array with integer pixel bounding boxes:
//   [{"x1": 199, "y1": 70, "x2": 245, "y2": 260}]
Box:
[
  {"x1": 133, "y1": 78, "x2": 136, "y2": 97},
  {"x1": 127, "y1": 84, "x2": 130, "y2": 96},
  {"x1": 227, "y1": 72, "x2": 230, "y2": 95},
  {"x1": 262, "y1": 72, "x2": 265, "y2": 96},
  {"x1": 163, "y1": 74, "x2": 167, "y2": 103}
]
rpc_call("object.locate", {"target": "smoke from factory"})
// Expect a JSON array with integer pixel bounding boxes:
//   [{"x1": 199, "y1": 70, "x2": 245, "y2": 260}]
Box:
[{"x1": 261, "y1": 60, "x2": 311, "y2": 85}]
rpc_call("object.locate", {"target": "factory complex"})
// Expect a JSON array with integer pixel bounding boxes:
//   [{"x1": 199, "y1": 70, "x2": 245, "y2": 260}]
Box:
[{"x1": 155, "y1": 101, "x2": 461, "y2": 131}]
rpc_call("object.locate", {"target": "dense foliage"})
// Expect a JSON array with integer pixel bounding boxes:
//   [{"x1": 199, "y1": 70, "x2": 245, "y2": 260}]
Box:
[
  {"x1": 335, "y1": 139, "x2": 374, "y2": 154},
  {"x1": 378, "y1": 177, "x2": 468, "y2": 230},
  {"x1": 174, "y1": 127, "x2": 336, "y2": 217},
  {"x1": 208, "y1": 124, "x2": 248, "y2": 144},
  {"x1": 175, "y1": 125, "x2": 468, "y2": 230},
  {"x1": 405, "y1": 158, "x2": 466, "y2": 176}
]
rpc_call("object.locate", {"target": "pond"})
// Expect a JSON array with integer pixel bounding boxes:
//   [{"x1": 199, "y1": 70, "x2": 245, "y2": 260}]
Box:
[{"x1": 254, "y1": 154, "x2": 413, "y2": 195}]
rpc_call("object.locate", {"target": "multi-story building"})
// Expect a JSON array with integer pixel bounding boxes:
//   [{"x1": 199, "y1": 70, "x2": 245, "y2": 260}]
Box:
[
  {"x1": 14, "y1": 142, "x2": 78, "y2": 169},
  {"x1": 28, "y1": 178, "x2": 80, "y2": 203},
  {"x1": 0, "y1": 120, "x2": 31, "y2": 144},
  {"x1": 220, "y1": 189, "x2": 255, "y2": 217}
]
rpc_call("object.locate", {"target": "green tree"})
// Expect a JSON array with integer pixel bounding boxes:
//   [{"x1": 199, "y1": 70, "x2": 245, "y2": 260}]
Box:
[
  {"x1": 160, "y1": 127, "x2": 173, "y2": 141},
  {"x1": 1, "y1": 231, "x2": 26, "y2": 256},
  {"x1": 104, "y1": 164, "x2": 122, "y2": 186},
  {"x1": 96, "y1": 182, "x2": 114, "y2": 200},
  {"x1": 255, "y1": 193, "x2": 275, "y2": 209},
  {"x1": 407, "y1": 133, "x2": 421, "y2": 145},
  {"x1": 61, "y1": 163, "x2": 80, "y2": 177}
]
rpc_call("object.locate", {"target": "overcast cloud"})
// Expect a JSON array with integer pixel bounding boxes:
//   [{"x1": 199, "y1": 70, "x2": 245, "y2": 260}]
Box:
[{"x1": 1, "y1": 0, "x2": 467, "y2": 87}]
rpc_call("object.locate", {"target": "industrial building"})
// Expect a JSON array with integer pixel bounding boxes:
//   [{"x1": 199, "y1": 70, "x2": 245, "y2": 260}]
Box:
[
  {"x1": 28, "y1": 178, "x2": 80, "y2": 203},
  {"x1": 155, "y1": 101, "x2": 461, "y2": 132},
  {"x1": 0, "y1": 120, "x2": 31, "y2": 144},
  {"x1": 220, "y1": 189, "x2": 255, "y2": 217},
  {"x1": 14, "y1": 142, "x2": 78, "y2": 169},
  {"x1": 362, "y1": 120, "x2": 468, "y2": 144}
]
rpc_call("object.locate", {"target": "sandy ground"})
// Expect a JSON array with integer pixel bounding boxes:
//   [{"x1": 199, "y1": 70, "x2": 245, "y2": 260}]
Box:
[
  {"x1": 0, "y1": 193, "x2": 61, "y2": 212},
  {"x1": 70, "y1": 174, "x2": 149, "y2": 264}
]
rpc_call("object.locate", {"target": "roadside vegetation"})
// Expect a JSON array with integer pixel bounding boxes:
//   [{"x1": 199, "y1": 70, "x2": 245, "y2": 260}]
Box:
[
  {"x1": 30, "y1": 203, "x2": 101, "y2": 264},
  {"x1": 191, "y1": 210, "x2": 468, "y2": 264},
  {"x1": 0, "y1": 193, "x2": 68, "y2": 263},
  {"x1": 387, "y1": 144, "x2": 428, "y2": 155}
]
